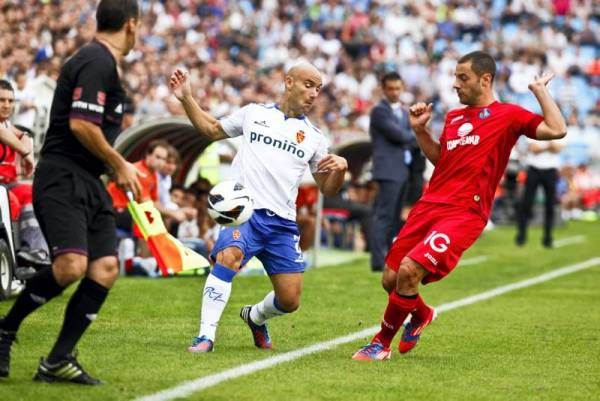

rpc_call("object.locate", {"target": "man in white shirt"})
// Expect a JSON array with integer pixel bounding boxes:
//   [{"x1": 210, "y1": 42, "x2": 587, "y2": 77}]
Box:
[
  {"x1": 516, "y1": 138, "x2": 565, "y2": 248},
  {"x1": 169, "y1": 61, "x2": 347, "y2": 352}
]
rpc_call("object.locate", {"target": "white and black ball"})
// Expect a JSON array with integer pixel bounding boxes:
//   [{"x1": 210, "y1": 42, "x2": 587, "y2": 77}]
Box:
[{"x1": 207, "y1": 181, "x2": 254, "y2": 227}]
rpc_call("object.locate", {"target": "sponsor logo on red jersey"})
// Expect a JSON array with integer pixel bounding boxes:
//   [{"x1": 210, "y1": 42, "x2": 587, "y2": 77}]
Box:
[
  {"x1": 457, "y1": 122, "x2": 473, "y2": 137},
  {"x1": 450, "y1": 115, "x2": 464, "y2": 124},
  {"x1": 447, "y1": 122, "x2": 480, "y2": 150}
]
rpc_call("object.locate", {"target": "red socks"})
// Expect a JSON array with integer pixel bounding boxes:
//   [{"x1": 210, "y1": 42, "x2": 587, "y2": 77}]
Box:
[
  {"x1": 373, "y1": 292, "x2": 417, "y2": 348},
  {"x1": 412, "y1": 294, "x2": 430, "y2": 322}
]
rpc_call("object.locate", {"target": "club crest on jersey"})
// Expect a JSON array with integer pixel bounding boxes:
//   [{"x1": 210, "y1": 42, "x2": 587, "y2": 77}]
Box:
[
  {"x1": 232, "y1": 229, "x2": 241, "y2": 240},
  {"x1": 479, "y1": 108, "x2": 491, "y2": 119},
  {"x1": 73, "y1": 87, "x2": 82, "y2": 100},
  {"x1": 296, "y1": 130, "x2": 305, "y2": 144}
]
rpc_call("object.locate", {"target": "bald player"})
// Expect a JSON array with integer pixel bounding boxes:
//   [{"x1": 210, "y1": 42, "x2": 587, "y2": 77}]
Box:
[{"x1": 169, "y1": 62, "x2": 348, "y2": 352}]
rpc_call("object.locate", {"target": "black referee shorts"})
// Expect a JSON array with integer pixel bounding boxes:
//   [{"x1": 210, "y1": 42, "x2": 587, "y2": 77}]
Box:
[{"x1": 33, "y1": 158, "x2": 117, "y2": 261}]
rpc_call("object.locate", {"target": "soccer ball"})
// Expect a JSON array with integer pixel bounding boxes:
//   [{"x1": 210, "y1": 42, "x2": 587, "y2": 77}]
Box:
[{"x1": 207, "y1": 181, "x2": 254, "y2": 226}]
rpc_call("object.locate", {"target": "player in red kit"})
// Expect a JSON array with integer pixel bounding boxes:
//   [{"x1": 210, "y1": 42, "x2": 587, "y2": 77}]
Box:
[{"x1": 352, "y1": 51, "x2": 567, "y2": 361}]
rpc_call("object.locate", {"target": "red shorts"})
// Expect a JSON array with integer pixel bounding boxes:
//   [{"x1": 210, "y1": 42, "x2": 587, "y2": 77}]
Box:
[{"x1": 385, "y1": 201, "x2": 486, "y2": 284}]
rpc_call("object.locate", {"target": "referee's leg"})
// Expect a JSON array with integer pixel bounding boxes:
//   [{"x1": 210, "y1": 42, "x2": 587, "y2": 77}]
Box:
[{"x1": 46, "y1": 254, "x2": 117, "y2": 364}]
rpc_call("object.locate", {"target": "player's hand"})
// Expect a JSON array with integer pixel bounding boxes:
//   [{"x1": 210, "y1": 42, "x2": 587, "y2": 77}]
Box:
[
  {"x1": 115, "y1": 161, "x2": 144, "y2": 201},
  {"x1": 169, "y1": 68, "x2": 192, "y2": 101},
  {"x1": 528, "y1": 72, "x2": 555, "y2": 92},
  {"x1": 317, "y1": 154, "x2": 348, "y2": 174},
  {"x1": 408, "y1": 102, "x2": 433, "y2": 131}
]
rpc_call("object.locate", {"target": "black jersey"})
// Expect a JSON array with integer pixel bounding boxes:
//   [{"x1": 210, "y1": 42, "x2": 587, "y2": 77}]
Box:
[{"x1": 42, "y1": 40, "x2": 125, "y2": 176}]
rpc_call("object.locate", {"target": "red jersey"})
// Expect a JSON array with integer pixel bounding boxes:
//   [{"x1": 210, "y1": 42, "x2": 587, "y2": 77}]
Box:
[
  {"x1": 0, "y1": 145, "x2": 17, "y2": 184},
  {"x1": 0, "y1": 120, "x2": 18, "y2": 184},
  {"x1": 421, "y1": 101, "x2": 543, "y2": 219}
]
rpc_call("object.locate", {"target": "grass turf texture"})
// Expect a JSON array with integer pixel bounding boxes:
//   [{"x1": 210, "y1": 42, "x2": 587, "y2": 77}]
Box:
[{"x1": 1, "y1": 220, "x2": 598, "y2": 401}]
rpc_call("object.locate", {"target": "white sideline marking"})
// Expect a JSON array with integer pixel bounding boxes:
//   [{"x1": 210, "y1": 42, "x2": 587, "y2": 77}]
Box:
[
  {"x1": 134, "y1": 257, "x2": 600, "y2": 401},
  {"x1": 459, "y1": 255, "x2": 489, "y2": 266},
  {"x1": 554, "y1": 235, "x2": 586, "y2": 248}
]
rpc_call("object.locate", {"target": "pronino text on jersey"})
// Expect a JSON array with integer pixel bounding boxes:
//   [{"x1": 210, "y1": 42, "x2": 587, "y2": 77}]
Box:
[{"x1": 250, "y1": 131, "x2": 306, "y2": 159}]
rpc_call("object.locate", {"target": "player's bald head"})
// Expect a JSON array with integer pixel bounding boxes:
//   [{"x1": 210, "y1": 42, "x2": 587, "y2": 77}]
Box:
[
  {"x1": 281, "y1": 60, "x2": 323, "y2": 117},
  {"x1": 286, "y1": 61, "x2": 322, "y2": 84}
]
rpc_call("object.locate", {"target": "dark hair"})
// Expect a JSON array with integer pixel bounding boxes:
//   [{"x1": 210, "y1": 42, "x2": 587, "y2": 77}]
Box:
[
  {"x1": 165, "y1": 144, "x2": 180, "y2": 163},
  {"x1": 380, "y1": 71, "x2": 402, "y2": 86},
  {"x1": 145, "y1": 139, "x2": 169, "y2": 155},
  {"x1": 0, "y1": 79, "x2": 14, "y2": 92},
  {"x1": 169, "y1": 183, "x2": 185, "y2": 193},
  {"x1": 458, "y1": 51, "x2": 496, "y2": 81},
  {"x1": 96, "y1": 0, "x2": 139, "y2": 33}
]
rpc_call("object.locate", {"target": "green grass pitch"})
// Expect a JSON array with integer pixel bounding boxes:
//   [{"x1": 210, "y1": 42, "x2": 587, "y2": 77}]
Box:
[{"x1": 1, "y1": 220, "x2": 599, "y2": 401}]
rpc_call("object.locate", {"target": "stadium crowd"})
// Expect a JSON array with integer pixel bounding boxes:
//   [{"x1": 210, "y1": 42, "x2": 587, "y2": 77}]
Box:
[{"x1": 0, "y1": 0, "x2": 598, "y2": 260}]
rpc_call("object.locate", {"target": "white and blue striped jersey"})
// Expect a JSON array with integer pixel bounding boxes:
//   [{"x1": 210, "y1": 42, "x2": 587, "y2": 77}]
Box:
[{"x1": 219, "y1": 103, "x2": 328, "y2": 221}]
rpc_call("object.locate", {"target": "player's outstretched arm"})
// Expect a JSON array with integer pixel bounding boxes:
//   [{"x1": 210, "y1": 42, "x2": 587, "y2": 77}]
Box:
[
  {"x1": 409, "y1": 102, "x2": 441, "y2": 164},
  {"x1": 313, "y1": 154, "x2": 348, "y2": 196},
  {"x1": 528, "y1": 72, "x2": 567, "y2": 140},
  {"x1": 169, "y1": 68, "x2": 227, "y2": 141}
]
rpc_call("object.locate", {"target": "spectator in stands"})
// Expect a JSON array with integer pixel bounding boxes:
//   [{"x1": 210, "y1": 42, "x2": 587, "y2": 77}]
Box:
[
  {"x1": 516, "y1": 138, "x2": 565, "y2": 248},
  {"x1": 107, "y1": 140, "x2": 168, "y2": 234},
  {"x1": 108, "y1": 140, "x2": 188, "y2": 242},
  {"x1": 1, "y1": 0, "x2": 598, "y2": 149},
  {"x1": 0, "y1": 80, "x2": 34, "y2": 218},
  {"x1": 157, "y1": 144, "x2": 180, "y2": 212},
  {"x1": 0, "y1": 79, "x2": 49, "y2": 266},
  {"x1": 368, "y1": 72, "x2": 415, "y2": 272},
  {"x1": 0, "y1": 0, "x2": 598, "y2": 236},
  {"x1": 176, "y1": 187, "x2": 209, "y2": 259},
  {"x1": 296, "y1": 184, "x2": 318, "y2": 252},
  {"x1": 189, "y1": 177, "x2": 218, "y2": 256},
  {"x1": 322, "y1": 173, "x2": 372, "y2": 251}
]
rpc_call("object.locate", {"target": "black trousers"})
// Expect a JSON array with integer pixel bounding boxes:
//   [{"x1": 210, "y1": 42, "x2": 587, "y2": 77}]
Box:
[
  {"x1": 370, "y1": 179, "x2": 407, "y2": 269},
  {"x1": 517, "y1": 166, "x2": 558, "y2": 241}
]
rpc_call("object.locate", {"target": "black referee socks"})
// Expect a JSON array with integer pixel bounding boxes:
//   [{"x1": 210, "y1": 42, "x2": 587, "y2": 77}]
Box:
[
  {"x1": 1, "y1": 267, "x2": 65, "y2": 332},
  {"x1": 47, "y1": 278, "x2": 108, "y2": 364}
]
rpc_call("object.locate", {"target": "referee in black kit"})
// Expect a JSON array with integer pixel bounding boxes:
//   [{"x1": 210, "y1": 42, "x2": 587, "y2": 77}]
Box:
[{"x1": 0, "y1": 0, "x2": 142, "y2": 385}]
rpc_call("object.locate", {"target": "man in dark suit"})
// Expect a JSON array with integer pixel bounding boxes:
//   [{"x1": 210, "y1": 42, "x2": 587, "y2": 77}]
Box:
[{"x1": 369, "y1": 72, "x2": 415, "y2": 272}]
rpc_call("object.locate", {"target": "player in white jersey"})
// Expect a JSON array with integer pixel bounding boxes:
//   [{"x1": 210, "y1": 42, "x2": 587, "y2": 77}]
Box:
[{"x1": 169, "y1": 62, "x2": 348, "y2": 352}]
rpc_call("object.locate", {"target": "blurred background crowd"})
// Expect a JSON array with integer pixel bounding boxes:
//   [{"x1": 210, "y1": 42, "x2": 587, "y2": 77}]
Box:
[{"x1": 0, "y1": 0, "x2": 598, "y2": 266}]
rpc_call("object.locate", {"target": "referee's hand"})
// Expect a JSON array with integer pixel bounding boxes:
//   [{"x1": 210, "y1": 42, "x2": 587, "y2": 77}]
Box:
[{"x1": 115, "y1": 161, "x2": 144, "y2": 201}]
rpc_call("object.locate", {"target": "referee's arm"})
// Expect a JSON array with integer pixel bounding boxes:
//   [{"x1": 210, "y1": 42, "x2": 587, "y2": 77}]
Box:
[{"x1": 70, "y1": 118, "x2": 142, "y2": 199}]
